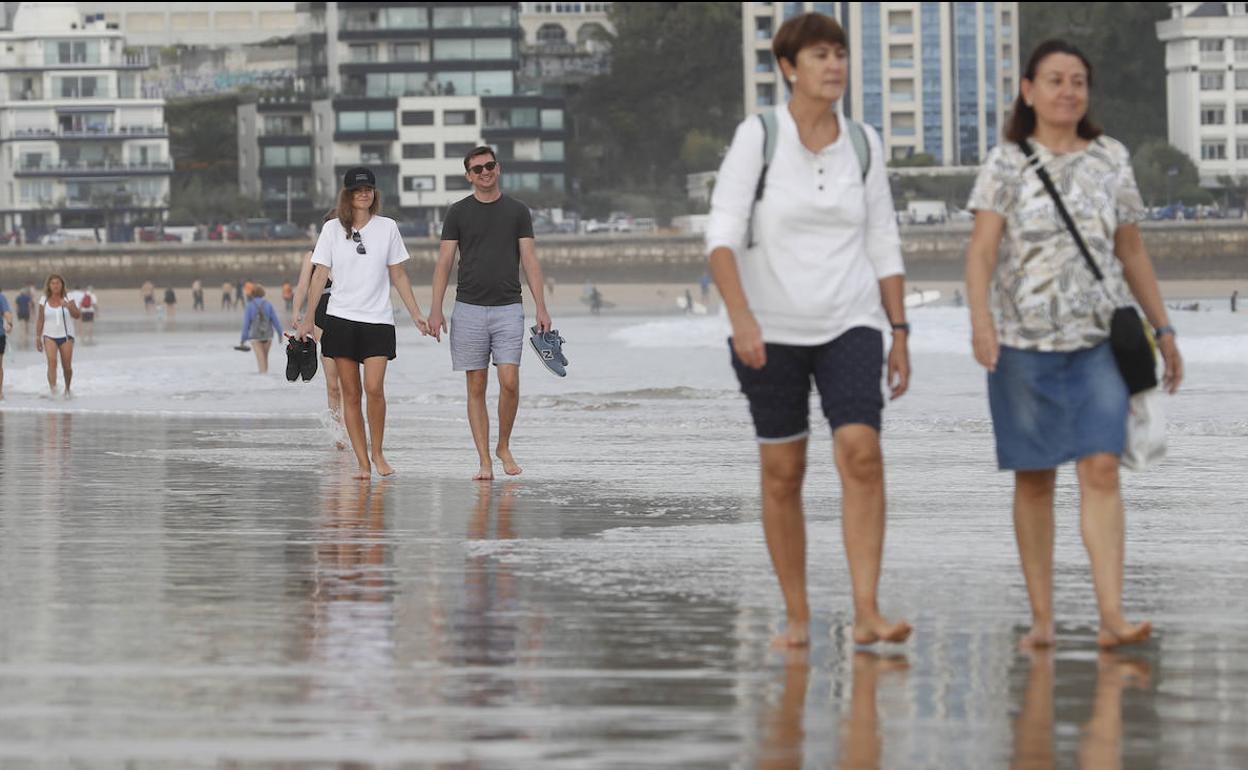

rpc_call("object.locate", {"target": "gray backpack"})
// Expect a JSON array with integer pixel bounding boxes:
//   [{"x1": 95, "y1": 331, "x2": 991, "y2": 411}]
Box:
[
  {"x1": 248, "y1": 299, "x2": 273, "y2": 340},
  {"x1": 747, "y1": 109, "x2": 871, "y2": 247}
]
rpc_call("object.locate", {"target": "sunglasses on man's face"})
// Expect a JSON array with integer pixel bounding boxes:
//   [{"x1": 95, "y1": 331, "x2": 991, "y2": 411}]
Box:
[
  {"x1": 352, "y1": 230, "x2": 366, "y2": 254},
  {"x1": 469, "y1": 160, "x2": 498, "y2": 175}
]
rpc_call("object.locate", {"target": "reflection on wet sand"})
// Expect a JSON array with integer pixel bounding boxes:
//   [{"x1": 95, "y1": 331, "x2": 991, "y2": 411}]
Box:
[
  {"x1": 759, "y1": 652, "x2": 909, "y2": 770},
  {"x1": 1011, "y1": 651, "x2": 1154, "y2": 770}
]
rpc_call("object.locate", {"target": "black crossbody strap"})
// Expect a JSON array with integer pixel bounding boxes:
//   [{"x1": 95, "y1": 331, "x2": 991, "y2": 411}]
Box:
[{"x1": 1018, "y1": 139, "x2": 1104, "y2": 282}]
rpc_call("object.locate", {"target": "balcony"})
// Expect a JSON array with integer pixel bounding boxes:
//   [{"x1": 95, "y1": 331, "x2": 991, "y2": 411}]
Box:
[
  {"x1": 8, "y1": 126, "x2": 168, "y2": 141},
  {"x1": 16, "y1": 160, "x2": 173, "y2": 177}
]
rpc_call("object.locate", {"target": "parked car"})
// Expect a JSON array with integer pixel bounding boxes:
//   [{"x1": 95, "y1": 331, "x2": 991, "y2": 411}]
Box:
[{"x1": 267, "y1": 222, "x2": 303, "y2": 240}]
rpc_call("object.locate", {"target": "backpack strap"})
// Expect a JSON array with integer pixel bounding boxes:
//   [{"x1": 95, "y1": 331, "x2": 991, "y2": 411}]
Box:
[
  {"x1": 747, "y1": 110, "x2": 778, "y2": 248},
  {"x1": 847, "y1": 119, "x2": 870, "y2": 182}
]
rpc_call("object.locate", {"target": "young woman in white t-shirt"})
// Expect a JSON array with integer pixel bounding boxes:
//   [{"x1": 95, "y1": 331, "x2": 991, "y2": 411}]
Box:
[
  {"x1": 297, "y1": 167, "x2": 431, "y2": 479},
  {"x1": 35, "y1": 273, "x2": 81, "y2": 398}
]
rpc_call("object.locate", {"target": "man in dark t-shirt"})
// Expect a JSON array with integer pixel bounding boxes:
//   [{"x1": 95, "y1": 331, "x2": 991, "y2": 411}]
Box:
[{"x1": 429, "y1": 145, "x2": 552, "y2": 480}]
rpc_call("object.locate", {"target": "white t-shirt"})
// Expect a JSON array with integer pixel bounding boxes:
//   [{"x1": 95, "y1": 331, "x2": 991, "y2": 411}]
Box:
[
  {"x1": 39, "y1": 296, "x2": 75, "y2": 338},
  {"x1": 311, "y1": 215, "x2": 410, "y2": 325},
  {"x1": 705, "y1": 106, "x2": 904, "y2": 346}
]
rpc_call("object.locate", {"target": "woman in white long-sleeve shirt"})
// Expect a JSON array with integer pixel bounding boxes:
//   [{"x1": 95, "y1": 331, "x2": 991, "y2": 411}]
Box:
[{"x1": 706, "y1": 12, "x2": 912, "y2": 649}]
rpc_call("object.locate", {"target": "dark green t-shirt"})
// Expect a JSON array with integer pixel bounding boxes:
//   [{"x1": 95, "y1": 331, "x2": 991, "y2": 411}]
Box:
[{"x1": 440, "y1": 194, "x2": 534, "y2": 306}]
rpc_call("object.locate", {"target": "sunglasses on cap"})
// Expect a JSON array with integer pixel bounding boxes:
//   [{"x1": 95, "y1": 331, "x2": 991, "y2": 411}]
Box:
[
  {"x1": 469, "y1": 160, "x2": 498, "y2": 175},
  {"x1": 352, "y1": 230, "x2": 366, "y2": 254}
]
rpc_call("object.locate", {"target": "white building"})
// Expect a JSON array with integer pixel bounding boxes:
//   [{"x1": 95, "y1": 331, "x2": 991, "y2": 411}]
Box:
[
  {"x1": 518, "y1": 1, "x2": 614, "y2": 95},
  {"x1": 742, "y1": 1, "x2": 1019, "y2": 166},
  {"x1": 74, "y1": 3, "x2": 299, "y2": 47},
  {"x1": 1157, "y1": 2, "x2": 1248, "y2": 184},
  {"x1": 0, "y1": 1, "x2": 170, "y2": 241}
]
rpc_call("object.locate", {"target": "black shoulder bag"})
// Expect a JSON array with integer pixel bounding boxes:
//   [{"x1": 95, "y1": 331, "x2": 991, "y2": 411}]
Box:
[{"x1": 1019, "y1": 140, "x2": 1157, "y2": 395}]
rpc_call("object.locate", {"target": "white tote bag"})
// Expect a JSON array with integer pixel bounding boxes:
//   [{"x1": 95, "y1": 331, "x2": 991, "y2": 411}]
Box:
[{"x1": 1121, "y1": 388, "x2": 1166, "y2": 471}]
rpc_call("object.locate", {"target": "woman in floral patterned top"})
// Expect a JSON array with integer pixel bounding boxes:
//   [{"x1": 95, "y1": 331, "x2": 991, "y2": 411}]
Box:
[{"x1": 964, "y1": 40, "x2": 1183, "y2": 651}]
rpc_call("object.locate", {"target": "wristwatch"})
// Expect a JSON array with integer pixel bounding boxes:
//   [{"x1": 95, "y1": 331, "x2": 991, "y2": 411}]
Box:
[
  {"x1": 1153, "y1": 324, "x2": 1176, "y2": 339},
  {"x1": 891, "y1": 322, "x2": 911, "y2": 334}
]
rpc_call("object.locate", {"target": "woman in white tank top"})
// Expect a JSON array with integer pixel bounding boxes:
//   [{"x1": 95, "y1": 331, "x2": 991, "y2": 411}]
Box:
[{"x1": 35, "y1": 273, "x2": 81, "y2": 398}]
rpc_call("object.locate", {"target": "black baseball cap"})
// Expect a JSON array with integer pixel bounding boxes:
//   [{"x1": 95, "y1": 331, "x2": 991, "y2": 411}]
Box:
[{"x1": 343, "y1": 167, "x2": 375, "y2": 190}]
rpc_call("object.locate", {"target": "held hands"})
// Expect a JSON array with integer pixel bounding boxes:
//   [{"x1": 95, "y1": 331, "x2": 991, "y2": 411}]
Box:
[
  {"x1": 731, "y1": 312, "x2": 766, "y2": 369},
  {"x1": 1158, "y1": 334, "x2": 1183, "y2": 394},
  {"x1": 971, "y1": 316, "x2": 1000, "y2": 372},
  {"x1": 426, "y1": 309, "x2": 447, "y2": 342},
  {"x1": 412, "y1": 310, "x2": 431, "y2": 336}
]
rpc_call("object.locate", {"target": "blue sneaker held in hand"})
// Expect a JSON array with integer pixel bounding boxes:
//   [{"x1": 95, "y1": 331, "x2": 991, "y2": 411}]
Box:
[{"x1": 529, "y1": 325, "x2": 568, "y2": 377}]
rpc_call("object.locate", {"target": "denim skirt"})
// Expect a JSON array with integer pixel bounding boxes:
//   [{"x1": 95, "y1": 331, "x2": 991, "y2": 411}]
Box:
[{"x1": 987, "y1": 342, "x2": 1129, "y2": 471}]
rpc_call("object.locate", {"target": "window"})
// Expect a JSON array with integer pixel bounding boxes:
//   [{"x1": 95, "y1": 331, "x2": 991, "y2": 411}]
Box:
[
  {"x1": 54, "y1": 75, "x2": 109, "y2": 98},
  {"x1": 889, "y1": 44, "x2": 914, "y2": 69},
  {"x1": 1201, "y1": 140, "x2": 1227, "y2": 160},
  {"x1": 1236, "y1": 38, "x2": 1248, "y2": 61},
  {"x1": 402, "y1": 143, "x2": 435, "y2": 159},
  {"x1": 45, "y1": 40, "x2": 101, "y2": 65},
  {"x1": 540, "y1": 140, "x2": 565, "y2": 161},
  {"x1": 755, "y1": 50, "x2": 773, "y2": 74},
  {"x1": 360, "y1": 144, "x2": 389, "y2": 163},
  {"x1": 349, "y1": 44, "x2": 376, "y2": 62},
  {"x1": 445, "y1": 141, "x2": 477, "y2": 159},
  {"x1": 1238, "y1": 140, "x2": 1248, "y2": 159},
  {"x1": 1202, "y1": 106, "x2": 1226, "y2": 125},
  {"x1": 337, "y1": 111, "x2": 395, "y2": 131},
  {"x1": 262, "y1": 146, "x2": 311, "y2": 167},
  {"x1": 1237, "y1": 71, "x2": 1248, "y2": 90},
  {"x1": 443, "y1": 110, "x2": 476, "y2": 126},
  {"x1": 403, "y1": 175, "x2": 435, "y2": 191},
  {"x1": 1237, "y1": 105, "x2": 1248, "y2": 123},
  {"x1": 392, "y1": 42, "x2": 425, "y2": 62},
  {"x1": 402, "y1": 110, "x2": 434, "y2": 126},
  {"x1": 755, "y1": 17, "x2": 772, "y2": 40},
  {"x1": 1201, "y1": 72, "x2": 1225, "y2": 90},
  {"x1": 540, "y1": 108, "x2": 564, "y2": 130},
  {"x1": 757, "y1": 82, "x2": 775, "y2": 107},
  {"x1": 444, "y1": 174, "x2": 472, "y2": 191}
]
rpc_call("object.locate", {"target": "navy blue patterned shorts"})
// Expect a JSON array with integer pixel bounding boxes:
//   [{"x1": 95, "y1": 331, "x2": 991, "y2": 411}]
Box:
[{"x1": 729, "y1": 326, "x2": 885, "y2": 442}]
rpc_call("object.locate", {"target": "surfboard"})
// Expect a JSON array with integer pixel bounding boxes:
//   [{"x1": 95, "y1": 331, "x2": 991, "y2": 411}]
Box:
[
  {"x1": 904, "y1": 289, "x2": 942, "y2": 308},
  {"x1": 675, "y1": 296, "x2": 708, "y2": 315}
]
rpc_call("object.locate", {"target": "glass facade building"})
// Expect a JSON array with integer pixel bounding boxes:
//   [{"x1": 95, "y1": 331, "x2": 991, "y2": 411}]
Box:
[{"x1": 920, "y1": 2, "x2": 942, "y2": 158}]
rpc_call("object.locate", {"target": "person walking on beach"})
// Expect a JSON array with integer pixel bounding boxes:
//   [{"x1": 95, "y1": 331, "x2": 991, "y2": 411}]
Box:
[
  {"x1": 78, "y1": 285, "x2": 98, "y2": 345},
  {"x1": 192, "y1": 279, "x2": 204, "y2": 312},
  {"x1": 282, "y1": 280, "x2": 295, "y2": 323},
  {"x1": 222, "y1": 280, "x2": 234, "y2": 311},
  {"x1": 35, "y1": 274, "x2": 81, "y2": 398},
  {"x1": 427, "y1": 146, "x2": 552, "y2": 481},
  {"x1": 964, "y1": 40, "x2": 1183, "y2": 650},
  {"x1": 293, "y1": 210, "x2": 347, "y2": 448},
  {"x1": 0, "y1": 288, "x2": 11, "y2": 399},
  {"x1": 235, "y1": 279, "x2": 246, "y2": 307},
  {"x1": 707, "y1": 12, "x2": 912, "y2": 649},
  {"x1": 240, "y1": 284, "x2": 283, "y2": 374},
  {"x1": 1233, "y1": 289, "x2": 1239, "y2": 313},
  {"x1": 296, "y1": 167, "x2": 431, "y2": 480},
  {"x1": 14, "y1": 286, "x2": 32, "y2": 348},
  {"x1": 163, "y1": 285, "x2": 177, "y2": 324},
  {"x1": 141, "y1": 280, "x2": 155, "y2": 314}
]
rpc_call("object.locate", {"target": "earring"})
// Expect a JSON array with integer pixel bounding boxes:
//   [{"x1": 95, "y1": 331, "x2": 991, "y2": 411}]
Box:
[{"x1": 789, "y1": 75, "x2": 797, "y2": 83}]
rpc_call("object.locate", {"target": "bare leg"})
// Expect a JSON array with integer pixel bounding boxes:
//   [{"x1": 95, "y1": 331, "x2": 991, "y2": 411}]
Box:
[
  {"x1": 363, "y1": 356, "x2": 392, "y2": 476},
  {"x1": 0, "y1": 361, "x2": 5, "y2": 399},
  {"x1": 256, "y1": 340, "x2": 271, "y2": 374},
  {"x1": 466, "y1": 369, "x2": 492, "y2": 480},
  {"x1": 1076, "y1": 454, "x2": 1152, "y2": 648},
  {"x1": 495, "y1": 364, "x2": 522, "y2": 475},
  {"x1": 336, "y1": 358, "x2": 370, "y2": 479},
  {"x1": 1077, "y1": 653, "x2": 1150, "y2": 770},
  {"x1": 1011, "y1": 649, "x2": 1055, "y2": 770},
  {"x1": 834, "y1": 425, "x2": 911, "y2": 645},
  {"x1": 760, "y1": 654, "x2": 810, "y2": 770},
  {"x1": 759, "y1": 439, "x2": 810, "y2": 648},
  {"x1": 839, "y1": 653, "x2": 909, "y2": 770},
  {"x1": 43, "y1": 340, "x2": 58, "y2": 393},
  {"x1": 1014, "y1": 469, "x2": 1058, "y2": 649},
  {"x1": 58, "y1": 339, "x2": 74, "y2": 395}
]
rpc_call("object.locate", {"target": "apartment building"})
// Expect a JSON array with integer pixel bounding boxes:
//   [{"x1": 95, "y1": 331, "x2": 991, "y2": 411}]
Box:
[
  {"x1": 742, "y1": 1, "x2": 1019, "y2": 166},
  {"x1": 74, "y1": 3, "x2": 299, "y2": 47},
  {"x1": 1157, "y1": 2, "x2": 1248, "y2": 184},
  {"x1": 0, "y1": 2, "x2": 171, "y2": 241},
  {"x1": 518, "y1": 1, "x2": 613, "y2": 96},
  {"x1": 240, "y1": 2, "x2": 568, "y2": 226}
]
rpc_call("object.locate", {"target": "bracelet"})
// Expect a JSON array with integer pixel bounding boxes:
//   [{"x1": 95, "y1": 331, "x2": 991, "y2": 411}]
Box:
[
  {"x1": 891, "y1": 322, "x2": 910, "y2": 334},
  {"x1": 1154, "y1": 324, "x2": 1176, "y2": 338}
]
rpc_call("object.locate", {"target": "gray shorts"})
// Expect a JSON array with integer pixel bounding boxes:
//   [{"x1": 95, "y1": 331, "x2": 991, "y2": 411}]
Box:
[{"x1": 450, "y1": 301, "x2": 524, "y2": 371}]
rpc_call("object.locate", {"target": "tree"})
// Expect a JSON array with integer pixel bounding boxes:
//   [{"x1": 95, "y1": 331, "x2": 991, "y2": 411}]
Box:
[
  {"x1": 1019, "y1": 3, "x2": 1170, "y2": 152},
  {"x1": 571, "y1": 3, "x2": 742, "y2": 195},
  {"x1": 1131, "y1": 140, "x2": 1211, "y2": 206},
  {"x1": 165, "y1": 94, "x2": 249, "y2": 224}
]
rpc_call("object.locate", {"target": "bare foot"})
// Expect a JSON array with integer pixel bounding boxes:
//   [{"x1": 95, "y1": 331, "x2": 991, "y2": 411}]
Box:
[
  {"x1": 1097, "y1": 652, "x2": 1152, "y2": 688},
  {"x1": 1098, "y1": 620, "x2": 1152, "y2": 649},
  {"x1": 372, "y1": 454, "x2": 394, "y2": 477},
  {"x1": 1019, "y1": 621, "x2": 1057, "y2": 651},
  {"x1": 771, "y1": 620, "x2": 811, "y2": 650},
  {"x1": 852, "y1": 614, "x2": 912, "y2": 645},
  {"x1": 473, "y1": 463, "x2": 494, "y2": 481},
  {"x1": 853, "y1": 650, "x2": 911, "y2": 675},
  {"x1": 496, "y1": 446, "x2": 522, "y2": 476},
  {"x1": 352, "y1": 464, "x2": 372, "y2": 481}
]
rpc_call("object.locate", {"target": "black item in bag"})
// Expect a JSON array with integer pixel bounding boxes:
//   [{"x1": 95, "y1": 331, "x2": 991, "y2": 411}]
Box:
[{"x1": 1019, "y1": 140, "x2": 1158, "y2": 395}]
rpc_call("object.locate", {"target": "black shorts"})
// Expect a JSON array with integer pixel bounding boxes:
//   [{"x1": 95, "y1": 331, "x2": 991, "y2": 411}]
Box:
[
  {"x1": 314, "y1": 292, "x2": 330, "y2": 328},
  {"x1": 320, "y1": 314, "x2": 396, "y2": 363},
  {"x1": 729, "y1": 326, "x2": 884, "y2": 442},
  {"x1": 0, "y1": 336, "x2": 6, "y2": 355},
  {"x1": 82, "y1": 311, "x2": 95, "y2": 322},
  {"x1": 16, "y1": 308, "x2": 29, "y2": 321}
]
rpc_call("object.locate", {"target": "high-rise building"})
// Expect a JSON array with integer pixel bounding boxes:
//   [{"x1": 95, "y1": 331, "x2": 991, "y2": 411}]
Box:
[
  {"x1": 0, "y1": 2, "x2": 171, "y2": 241},
  {"x1": 742, "y1": 2, "x2": 1019, "y2": 166},
  {"x1": 1157, "y1": 2, "x2": 1248, "y2": 184},
  {"x1": 238, "y1": 2, "x2": 568, "y2": 228},
  {"x1": 518, "y1": 2, "x2": 613, "y2": 97}
]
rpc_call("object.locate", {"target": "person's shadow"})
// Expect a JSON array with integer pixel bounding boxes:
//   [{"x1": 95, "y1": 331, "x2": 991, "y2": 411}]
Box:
[{"x1": 1011, "y1": 650, "x2": 1153, "y2": 770}]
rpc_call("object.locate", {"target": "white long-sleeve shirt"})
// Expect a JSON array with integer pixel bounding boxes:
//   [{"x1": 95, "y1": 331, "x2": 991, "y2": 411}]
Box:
[{"x1": 705, "y1": 106, "x2": 904, "y2": 346}]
